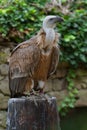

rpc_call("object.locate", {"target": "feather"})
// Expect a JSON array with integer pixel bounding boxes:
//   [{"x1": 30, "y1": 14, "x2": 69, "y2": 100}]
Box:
[
  {"x1": 9, "y1": 77, "x2": 27, "y2": 97},
  {"x1": 9, "y1": 39, "x2": 40, "y2": 97},
  {"x1": 48, "y1": 45, "x2": 60, "y2": 77},
  {"x1": 9, "y1": 27, "x2": 60, "y2": 97}
]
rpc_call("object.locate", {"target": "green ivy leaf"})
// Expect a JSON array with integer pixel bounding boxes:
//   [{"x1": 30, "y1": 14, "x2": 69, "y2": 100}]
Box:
[
  {"x1": 80, "y1": 54, "x2": 87, "y2": 62},
  {"x1": 64, "y1": 35, "x2": 76, "y2": 42}
]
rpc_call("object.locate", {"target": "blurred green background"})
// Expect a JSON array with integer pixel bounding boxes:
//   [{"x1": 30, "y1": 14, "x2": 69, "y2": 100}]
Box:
[
  {"x1": 0, "y1": 0, "x2": 87, "y2": 130},
  {"x1": 61, "y1": 107, "x2": 87, "y2": 130}
]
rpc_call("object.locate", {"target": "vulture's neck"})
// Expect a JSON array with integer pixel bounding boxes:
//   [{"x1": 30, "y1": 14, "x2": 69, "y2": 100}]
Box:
[{"x1": 43, "y1": 27, "x2": 55, "y2": 48}]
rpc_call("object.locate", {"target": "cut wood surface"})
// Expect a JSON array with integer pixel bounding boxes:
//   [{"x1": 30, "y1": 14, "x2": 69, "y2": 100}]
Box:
[{"x1": 7, "y1": 96, "x2": 61, "y2": 130}]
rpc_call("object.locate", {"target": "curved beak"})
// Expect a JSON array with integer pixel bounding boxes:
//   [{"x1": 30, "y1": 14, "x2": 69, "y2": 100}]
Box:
[{"x1": 54, "y1": 16, "x2": 64, "y2": 23}]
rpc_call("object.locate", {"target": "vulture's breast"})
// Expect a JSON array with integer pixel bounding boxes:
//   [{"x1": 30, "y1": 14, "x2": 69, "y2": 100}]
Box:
[{"x1": 32, "y1": 49, "x2": 52, "y2": 81}]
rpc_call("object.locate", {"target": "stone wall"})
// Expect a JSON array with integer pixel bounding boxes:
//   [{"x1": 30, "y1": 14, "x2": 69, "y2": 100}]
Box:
[{"x1": 0, "y1": 45, "x2": 87, "y2": 130}]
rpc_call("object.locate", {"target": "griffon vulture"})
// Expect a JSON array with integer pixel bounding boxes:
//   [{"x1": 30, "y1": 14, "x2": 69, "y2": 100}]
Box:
[{"x1": 9, "y1": 15, "x2": 63, "y2": 97}]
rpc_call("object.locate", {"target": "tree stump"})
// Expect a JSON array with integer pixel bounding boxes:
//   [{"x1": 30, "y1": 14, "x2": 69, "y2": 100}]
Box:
[{"x1": 6, "y1": 96, "x2": 61, "y2": 130}]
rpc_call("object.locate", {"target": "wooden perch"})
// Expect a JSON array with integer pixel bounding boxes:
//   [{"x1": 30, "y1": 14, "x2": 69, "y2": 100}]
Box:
[{"x1": 6, "y1": 96, "x2": 61, "y2": 130}]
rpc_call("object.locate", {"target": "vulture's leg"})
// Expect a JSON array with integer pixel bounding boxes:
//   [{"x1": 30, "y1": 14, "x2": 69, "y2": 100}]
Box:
[
  {"x1": 24, "y1": 79, "x2": 38, "y2": 106},
  {"x1": 24, "y1": 79, "x2": 34, "y2": 96},
  {"x1": 30, "y1": 80, "x2": 41, "y2": 96},
  {"x1": 38, "y1": 80, "x2": 45, "y2": 93},
  {"x1": 31, "y1": 80, "x2": 45, "y2": 95},
  {"x1": 38, "y1": 80, "x2": 51, "y2": 104}
]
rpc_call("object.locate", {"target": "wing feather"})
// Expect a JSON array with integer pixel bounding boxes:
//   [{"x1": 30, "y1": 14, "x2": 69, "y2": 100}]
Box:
[
  {"x1": 9, "y1": 40, "x2": 40, "y2": 97},
  {"x1": 48, "y1": 45, "x2": 60, "y2": 77}
]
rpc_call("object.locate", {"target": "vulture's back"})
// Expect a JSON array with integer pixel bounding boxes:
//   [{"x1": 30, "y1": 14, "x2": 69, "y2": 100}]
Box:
[{"x1": 9, "y1": 36, "x2": 41, "y2": 97}]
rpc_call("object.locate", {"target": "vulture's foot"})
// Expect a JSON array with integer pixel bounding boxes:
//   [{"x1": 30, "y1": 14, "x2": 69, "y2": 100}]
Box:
[
  {"x1": 38, "y1": 93, "x2": 52, "y2": 104},
  {"x1": 32, "y1": 95, "x2": 38, "y2": 106},
  {"x1": 45, "y1": 94, "x2": 52, "y2": 104},
  {"x1": 23, "y1": 91, "x2": 31, "y2": 97},
  {"x1": 30, "y1": 89, "x2": 40, "y2": 96}
]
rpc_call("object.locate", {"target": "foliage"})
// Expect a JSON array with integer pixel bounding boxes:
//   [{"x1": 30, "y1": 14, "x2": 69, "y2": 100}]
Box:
[
  {"x1": 0, "y1": 0, "x2": 47, "y2": 42},
  {"x1": 58, "y1": 9, "x2": 87, "y2": 67},
  {"x1": 0, "y1": 0, "x2": 87, "y2": 67},
  {"x1": 58, "y1": 69, "x2": 78, "y2": 116},
  {"x1": 0, "y1": 0, "x2": 87, "y2": 115}
]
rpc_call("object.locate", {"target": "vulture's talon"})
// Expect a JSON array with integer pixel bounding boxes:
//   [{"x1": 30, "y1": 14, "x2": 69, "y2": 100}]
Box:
[
  {"x1": 44, "y1": 94, "x2": 52, "y2": 104},
  {"x1": 32, "y1": 96, "x2": 38, "y2": 107},
  {"x1": 38, "y1": 93, "x2": 52, "y2": 104},
  {"x1": 30, "y1": 89, "x2": 40, "y2": 96},
  {"x1": 23, "y1": 91, "x2": 31, "y2": 97}
]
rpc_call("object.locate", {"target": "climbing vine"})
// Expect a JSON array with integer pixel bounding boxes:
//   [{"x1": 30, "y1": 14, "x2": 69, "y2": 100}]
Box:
[
  {"x1": 58, "y1": 8, "x2": 87, "y2": 68},
  {"x1": 0, "y1": 0, "x2": 87, "y2": 115},
  {"x1": 58, "y1": 69, "x2": 78, "y2": 116}
]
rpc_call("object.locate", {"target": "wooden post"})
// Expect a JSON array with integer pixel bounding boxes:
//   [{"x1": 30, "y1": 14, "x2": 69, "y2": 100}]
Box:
[{"x1": 6, "y1": 96, "x2": 61, "y2": 130}]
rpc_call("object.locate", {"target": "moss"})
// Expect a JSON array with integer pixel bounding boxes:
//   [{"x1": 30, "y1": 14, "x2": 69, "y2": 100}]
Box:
[
  {"x1": 0, "y1": 52, "x2": 8, "y2": 64},
  {"x1": 76, "y1": 69, "x2": 87, "y2": 76}
]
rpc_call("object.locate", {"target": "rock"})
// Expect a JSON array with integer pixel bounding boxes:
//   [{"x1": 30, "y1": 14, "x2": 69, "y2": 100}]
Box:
[
  {"x1": 0, "y1": 77, "x2": 10, "y2": 96},
  {"x1": 81, "y1": 83, "x2": 87, "y2": 89},
  {"x1": 0, "y1": 47, "x2": 10, "y2": 64},
  {"x1": 50, "y1": 68, "x2": 68, "y2": 79},
  {"x1": 0, "y1": 64, "x2": 9, "y2": 75},
  {"x1": 44, "y1": 79, "x2": 53, "y2": 92},
  {"x1": 0, "y1": 41, "x2": 13, "y2": 48},
  {"x1": 45, "y1": 78, "x2": 67, "y2": 92},
  {"x1": 81, "y1": 77, "x2": 87, "y2": 84},
  {"x1": 0, "y1": 75, "x2": 4, "y2": 81},
  {"x1": 52, "y1": 78, "x2": 67, "y2": 91},
  {"x1": 0, "y1": 93, "x2": 9, "y2": 110},
  {"x1": 58, "y1": 62, "x2": 69, "y2": 68},
  {"x1": 74, "y1": 76, "x2": 87, "y2": 90},
  {"x1": 1, "y1": 47, "x2": 10, "y2": 56},
  {"x1": 48, "y1": 90, "x2": 68, "y2": 105},
  {"x1": 0, "y1": 127, "x2": 5, "y2": 130},
  {"x1": 0, "y1": 93, "x2": 9, "y2": 109},
  {"x1": 0, "y1": 111, "x2": 7, "y2": 129},
  {"x1": 75, "y1": 90, "x2": 87, "y2": 107},
  {"x1": 76, "y1": 69, "x2": 87, "y2": 76},
  {"x1": 55, "y1": 68, "x2": 68, "y2": 78}
]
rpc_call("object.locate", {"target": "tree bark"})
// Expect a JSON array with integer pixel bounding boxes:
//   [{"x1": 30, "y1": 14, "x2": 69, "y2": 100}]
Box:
[{"x1": 6, "y1": 96, "x2": 61, "y2": 130}]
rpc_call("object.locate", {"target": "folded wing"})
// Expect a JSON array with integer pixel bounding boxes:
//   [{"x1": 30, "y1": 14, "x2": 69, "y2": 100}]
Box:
[
  {"x1": 9, "y1": 42, "x2": 40, "y2": 97},
  {"x1": 48, "y1": 45, "x2": 59, "y2": 77}
]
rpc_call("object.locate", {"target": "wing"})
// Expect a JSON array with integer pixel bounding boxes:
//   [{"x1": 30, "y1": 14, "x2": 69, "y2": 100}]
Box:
[
  {"x1": 48, "y1": 45, "x2": 60, "y2": 78},
  {"x1": 9, "y1": 41, "x2": 40, "y2": 97},
  {"x1": 11, "y1": 36, "x2": 37, "y2": 55}
]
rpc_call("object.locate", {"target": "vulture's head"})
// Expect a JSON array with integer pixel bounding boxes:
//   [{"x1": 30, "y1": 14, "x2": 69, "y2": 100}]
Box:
[{"x1": 43, "y1": 15, "x2": 63, "y2": 30}]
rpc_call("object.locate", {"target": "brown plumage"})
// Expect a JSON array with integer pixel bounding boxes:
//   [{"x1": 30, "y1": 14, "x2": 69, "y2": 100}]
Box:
[{"x1": 9, "y1": 15, "x2": 63, "y2": 97}]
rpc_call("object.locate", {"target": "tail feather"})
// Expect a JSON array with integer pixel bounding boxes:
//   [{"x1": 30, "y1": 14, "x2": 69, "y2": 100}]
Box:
[{"x1": 9, "y1": 77, "x2": 27, "y2": 98}]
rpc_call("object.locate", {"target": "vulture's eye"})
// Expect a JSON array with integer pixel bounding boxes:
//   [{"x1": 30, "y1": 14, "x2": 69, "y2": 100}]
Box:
[{"x1": 49, "y1": 18, "x2": 54, "y2": 21}]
